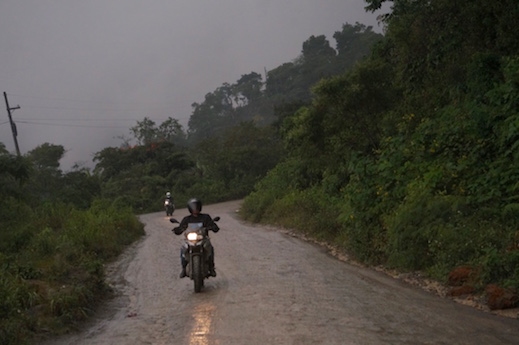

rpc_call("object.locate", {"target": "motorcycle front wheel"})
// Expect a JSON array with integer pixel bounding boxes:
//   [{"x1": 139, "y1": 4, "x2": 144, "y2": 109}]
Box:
[{"x1": 192, "y1": 255, "x2": 203, "y2": 293}]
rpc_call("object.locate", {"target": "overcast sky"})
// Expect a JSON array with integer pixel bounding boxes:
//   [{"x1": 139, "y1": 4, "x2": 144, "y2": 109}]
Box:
[{"x1": 1, "y1": 0, "x2": 387, "y2": 170}]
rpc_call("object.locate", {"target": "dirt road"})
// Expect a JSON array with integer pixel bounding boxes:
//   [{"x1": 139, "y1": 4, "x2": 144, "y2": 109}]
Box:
[{"x1": 45, "y1": 200, "x2": 518, "y2": 344}]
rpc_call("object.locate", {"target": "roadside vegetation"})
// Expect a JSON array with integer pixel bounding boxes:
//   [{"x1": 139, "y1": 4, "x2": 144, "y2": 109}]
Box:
[
  {"x1": 0, "y1": 145, "x2": 144, "y2": 344},
  {"x1": 242, "y1": 0, "x2": 519, "y2": 306},
  {"x1": 2, "y1": 1, "x2": 519, "y2": 343}
]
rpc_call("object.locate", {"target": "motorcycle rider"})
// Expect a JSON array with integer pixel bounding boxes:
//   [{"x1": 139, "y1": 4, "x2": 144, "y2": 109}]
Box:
[
  {"x1": 173, "y1": 198, "x2": 219, "y2": 278},
  {"x1": 164, "y1": 191, "x2": 175, "y2": 215},
  {"x1": 165, "y1": 191, "x2": 174, "y2": 203}
]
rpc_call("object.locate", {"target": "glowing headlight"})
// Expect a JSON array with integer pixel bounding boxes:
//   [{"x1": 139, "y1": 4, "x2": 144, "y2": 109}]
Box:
[{"x1": 187, "y1": 232, "x2": 200, "y2": 241}]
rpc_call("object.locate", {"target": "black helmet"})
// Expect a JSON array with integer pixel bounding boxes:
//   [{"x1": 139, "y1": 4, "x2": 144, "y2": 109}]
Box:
[{"x1": 187, "y1": 198, "x2": 202, "y2": 214}]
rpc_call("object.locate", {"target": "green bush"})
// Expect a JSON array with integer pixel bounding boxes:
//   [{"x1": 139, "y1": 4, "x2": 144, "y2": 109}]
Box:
[
  {"x1": 241, "y1": 159, "x2": 303, "y2": 222},
  {"x1": 477, "y1": 247, "x2": 519, "y2": 290},
  {"x1": 0, "y1": 197, "x2": 145, "y2": 344}
]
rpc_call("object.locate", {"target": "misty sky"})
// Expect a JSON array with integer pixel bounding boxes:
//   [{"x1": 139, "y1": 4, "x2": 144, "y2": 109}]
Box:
[{"x1": 0, "y1": 1, "x2": 387, "y2": 170}]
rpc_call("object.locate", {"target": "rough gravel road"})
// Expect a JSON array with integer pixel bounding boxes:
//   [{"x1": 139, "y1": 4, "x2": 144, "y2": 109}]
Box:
[{"x1": 45, "y1": 200, "x2": 518, "y2": 345}]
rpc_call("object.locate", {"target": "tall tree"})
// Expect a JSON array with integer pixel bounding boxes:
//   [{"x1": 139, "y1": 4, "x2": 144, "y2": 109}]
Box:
[
  {"x1": 157, "y1": 117, "x2": 187, "y2": 147},
  {"x1": 24, "y1": 143, "x2": 65, "y2": 203},
  {"x1": 26, "y1": 143, "x2": 65, "y2": 171},
  {"x1": 188, "y1": 84, "x2": 234, "y2": 143},
  {"x1": 0, "y1": 143, "x2": 31, "y2": 201},
  {"x1": 192, "y1": 122, "x2": 284, "y2": 197},
  {"x1": 130, "y1": 117, "x2": 159, "y2": 146},
  {"x1": 232, "y1": 72, "x2": 264, "y2": 107},
  {"x1": 333, "y1": 22, "x2": 383, "y2": 71}
]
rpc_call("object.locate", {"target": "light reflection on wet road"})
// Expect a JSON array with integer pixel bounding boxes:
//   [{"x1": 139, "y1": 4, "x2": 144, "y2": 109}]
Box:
[{"x1": 189, "y1": 303, "x2": 216, "y2": 345}]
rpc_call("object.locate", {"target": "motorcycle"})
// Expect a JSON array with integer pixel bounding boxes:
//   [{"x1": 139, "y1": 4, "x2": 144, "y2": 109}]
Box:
[
  {"x1": 164, "y1": 199, "x2": 175, "y2": 216},
  {"x1": 170, "y1": 216, "x2": 220, "y2": 293}
]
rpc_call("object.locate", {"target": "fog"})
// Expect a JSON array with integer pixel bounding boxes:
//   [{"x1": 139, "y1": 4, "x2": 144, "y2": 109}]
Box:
[{"x1": 0, "y1": 0, "x2": 387, "y2": 170}]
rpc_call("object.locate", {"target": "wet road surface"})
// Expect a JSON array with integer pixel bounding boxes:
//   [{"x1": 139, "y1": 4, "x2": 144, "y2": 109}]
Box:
[{"x1": 44, "y1": 200, "x2": 519, "y2": 345}]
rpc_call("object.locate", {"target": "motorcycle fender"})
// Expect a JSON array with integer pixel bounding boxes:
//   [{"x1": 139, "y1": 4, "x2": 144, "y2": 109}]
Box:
[{"x1": 188, "y1": 245, "x2": 204, "y2": 254}]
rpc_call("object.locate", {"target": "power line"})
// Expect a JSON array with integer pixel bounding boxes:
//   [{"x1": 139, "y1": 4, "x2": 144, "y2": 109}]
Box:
[
  {"x1": 3, "y1": 93, "x2": 183, "y2": 111},
  {"x1": 21, "y1": 105, "x2": 174, "y2": 112},
  {"x1": 16, "y1": 120, "x2": 131, "y2": 129},
  {"x1": 5, "y1": 93, "x2": 178, "y2": 107},
  {"x1": 18, "y1": 117, "x2": 139, "y2": 122},
  {"x1": 4, "y1": 93, "x2": 192, "y2": 121}
]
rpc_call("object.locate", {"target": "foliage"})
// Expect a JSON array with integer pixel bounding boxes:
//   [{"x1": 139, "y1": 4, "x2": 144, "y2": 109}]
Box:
[
  {"x1": 0, "y1": 147, "x2": 31, "y2": 202},
  {"x1": 0, "y1": 140, "x2": 145, "y2": 344},
  {"x1": 10, "y1": 143, "x2": 101, "y2": 210},
  {"x1": 241, "y1": 158, "x2": 304, "y2": 223},
  {"x1": 92, "y1": 113, "x2": 286, "y2": 213},
  {"x1": 334, "y1": 22, "x2": 383, "y2": 71},
  {"x1": 0, "y1": 198, "x2": 144, "y2": 344},
  {"x1": 245, "y1": 1, "x2": 519, "y2": 295},
  {"x1": 26, "y1": 143, "x2": 64, "y2": 170},
  {"x1": 93, "y1": 138, "x2": 193, "y2": 213},
  {"x1": 188, "y1": 122, "x2": 284, "y2": 201},
  {"x1": 188, "y1": 83, "x2": 236, "y2": 143},
  {"x1": 130, "y1": 116, "x2": 186, "y2": 147},
  {"x1": 187, "y1": 27, "x2": 384, "y2": 144},
  {"x1": 243, "y1": 182, "x2": 342, "y2": 242}
]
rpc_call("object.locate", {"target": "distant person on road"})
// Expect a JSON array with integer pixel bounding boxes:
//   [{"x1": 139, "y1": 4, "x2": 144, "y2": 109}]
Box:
[
  {"x1": 172, "y1": 198, "x2": 219, "y2": 278},
  {"x1": 164, "y1": 191, "x2": 175, "y2": 216}
]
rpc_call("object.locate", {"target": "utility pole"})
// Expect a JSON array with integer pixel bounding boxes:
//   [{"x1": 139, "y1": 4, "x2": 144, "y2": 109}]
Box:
[{"x1": 3, "y1": 92, "x2": 21, "y2": 156}]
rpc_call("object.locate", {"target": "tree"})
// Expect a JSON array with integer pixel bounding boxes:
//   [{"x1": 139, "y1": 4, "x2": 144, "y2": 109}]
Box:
[
  {"x1": 22, "y1": 143, "x2": 65, "y2": 203},
  {"x1": 130, "y1": 117, "x2": 159, "y2": 146},
  {"x1": 191, "y1": 122, "x2": 285, "y2": 199},
  {"x1": 26, "y1": 143, "x2": 65, "y2": 171},
  {"x1": 301, "y1": 35, "x2": 336, "y2": 61},
  {"x1": 60, "y1": 168, "x2": 101, "y2": 209},
  {"x1": 188, "y1": 84, "x2": 235, "y2": 143},
  {"x1": 364, "y1": 0, "x2": 391, "y2": 12},
  {"x1": 232, "y1": 72, "x2": 264, "y2": 107},
  {"x1": 299, "y1": 35, "x2": 337, "y2": 97},
  {"x1": 265, "y1": 62, "x2": 300, "y2": 101},
  {"x1": 284, "y1": 58, "x2": 399, "y2": 160},
  {"x1": 0, "y1": 143, "x2": 31, "y2": 201},
  {"x1": 157, "y1": 117, "x2": 187, "y2": 146},
  {"x1": 0, "y1": 143, "x2": 30, "y2": 183},
  {"x1": 333, "y1": 22, "x2": 383, "y2": 71},
  {"x1": 266, "y1": 35, "x2": 340, "y2": 106}
]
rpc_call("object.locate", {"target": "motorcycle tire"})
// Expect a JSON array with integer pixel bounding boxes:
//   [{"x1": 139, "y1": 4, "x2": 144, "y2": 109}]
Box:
[{"x1": 192, "y1": 255, "x2": 203, "y2": 293}]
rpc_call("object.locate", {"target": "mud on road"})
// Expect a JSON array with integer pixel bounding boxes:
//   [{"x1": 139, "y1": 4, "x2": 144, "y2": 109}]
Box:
[{"x1": 44, "y1": 200, "x2": 518, "y2": 345}]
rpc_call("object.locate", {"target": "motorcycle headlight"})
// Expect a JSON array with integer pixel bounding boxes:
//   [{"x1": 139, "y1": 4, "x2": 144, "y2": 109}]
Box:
[{"x1": 187, "y1": 232, "x2": 201, "y2": 241}]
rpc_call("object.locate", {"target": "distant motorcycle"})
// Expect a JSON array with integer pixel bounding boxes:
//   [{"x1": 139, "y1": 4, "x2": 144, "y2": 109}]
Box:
[
  {"x1": 164, "y1": 199, "x2": 175, "y2": 216},
  {"x1": 170, "y1": 216, "x2": 220, "y2": 293}
]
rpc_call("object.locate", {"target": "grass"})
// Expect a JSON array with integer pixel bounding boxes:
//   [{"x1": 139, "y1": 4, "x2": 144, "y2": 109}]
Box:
[{"x1": 0, "y1": 198, "x2": 144, "y2": 345}]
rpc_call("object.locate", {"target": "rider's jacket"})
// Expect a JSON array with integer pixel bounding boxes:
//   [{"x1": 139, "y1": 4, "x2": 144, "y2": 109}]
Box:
[{"x1": 174, "y1": 213, "x2": 219, "y2": 235}]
